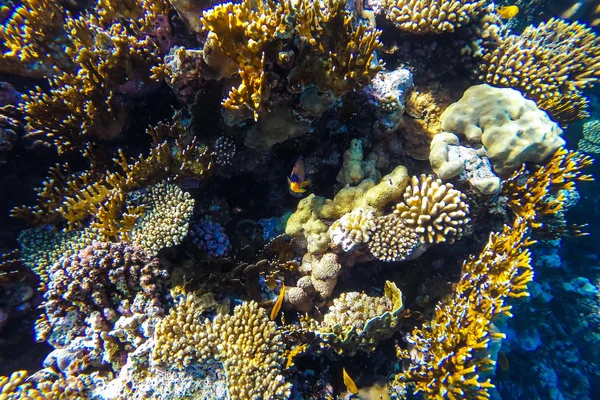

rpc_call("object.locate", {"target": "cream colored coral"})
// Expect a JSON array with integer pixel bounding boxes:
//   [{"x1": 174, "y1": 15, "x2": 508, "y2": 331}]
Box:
[
  {"x1": 329, "y1": 208, "x2": 376, "y2": 252},
  {"x1": 152, "y1": 294, "x2": 214, "y2": 370},
  {"x1": 323, "y1": 291, "x2": 393, "y2": 329},
  {"x1": 394, "y1": 174, "x2": 470, "y2": 244},
  {"x1": 578, "y1": 119, "x2": 600, "y2": 154},
  {"x1": 130, "y1": 181, "x2": 195, "y2": 255},
  {"x1": 368, "y1": 214, "x2": 419, "y2": 262},
  {"x1": 211, "y1": 301, "x2": 292, "y2": 399},
  {"x1": 440, "y1": 84, "x2": 565, "y2": 175},
  {"x1": 385, "y1": 0, "x2": 487, "y2": 34}
]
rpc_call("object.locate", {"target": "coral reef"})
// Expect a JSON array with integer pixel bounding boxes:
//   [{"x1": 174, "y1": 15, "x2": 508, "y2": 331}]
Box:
[
  {"x1": 188, "y1": 217, "x2": 231, "y2": 257},
  {"x1": 394, "y1": 174, "x2": 471, "y2": 244},
  {"x1": 384, "y1": 0, "x2": 488, "y2": 34},
  {"x1": 368, "y1": 214, "x2": 420, "y2": 262},
  {"x1": 479, "y1": 18, "x2": 600, "y2": 123},
  {"x1": 578, "y1": 119, "x2": 600, "y2": 154},
  {"x1": 329, "y1": 208, "x2": 376, "y2": 252},
  {"x1": 441, "y1": 84, "x2": 565, "y2": 175}
]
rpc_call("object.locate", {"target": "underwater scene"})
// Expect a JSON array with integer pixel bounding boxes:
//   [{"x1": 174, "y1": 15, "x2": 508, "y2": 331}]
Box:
[{"x1": 2, "y1": 0, "x2": 600, "y2": 399}]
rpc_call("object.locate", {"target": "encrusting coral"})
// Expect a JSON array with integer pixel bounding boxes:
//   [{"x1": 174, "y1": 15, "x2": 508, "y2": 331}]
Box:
[
  {"x1": 479, "y1": 18, "x2": 600, "y2": 123},
  {"x1": 153, "y1": 297, "x2": 291, "y2": 399},
  {"x1": 384, "y1": 0, "x2": 488, "y2": 34},
  {"x1": 394, "y1": 174, "x2": 470, "y2": 244},
  {"x1": 129, "y1": 181, "x2": 195, "y2": 256}
]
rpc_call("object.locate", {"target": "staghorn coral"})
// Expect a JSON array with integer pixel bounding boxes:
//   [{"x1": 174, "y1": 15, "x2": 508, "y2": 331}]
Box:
[
  {"x1": 384, "y1": 0, "x2": 488, "y2": 34},
  {"x1": 368, "y1": 214, "x2": 419, "y2": 262},
  {"x1": 440, "y1": 84, "x2": 565, "y2": 175},
  {"x1": 288, "y1": 0, "x2": 384, "y2": 96},
  {"x1": 20, "y1": 0, "x2": 171, "y2": 154},
  {"x1": 307, "y1": 281, "x2": 404, "y2": 355},
  {"x1": 479, "y1": 18, "x2": 600, "y2": 123},
  {"x1": 38, "y1": 241, "x2": 170, "y2": 346},
  {"x1": 394, "y1": 174, "x2": 470, "y2": 244},
  {"x1": 129, "y1": 181, "x2": 195, "y2": 256},
  {"x1": 578, "y1": 119, "x2": 600, "y2": 154},
  {"x1": 329, "y1": 208, "x2": 376, "y2": 252}
]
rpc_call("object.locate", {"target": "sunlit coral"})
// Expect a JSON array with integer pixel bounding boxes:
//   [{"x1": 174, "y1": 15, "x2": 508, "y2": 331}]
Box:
[
  {"x1": 368, "y1": 214, "x2": 419, "y2": 262},
  {"x1": 384, "y1": 0, "x2": 488, "y2": 34},
  {"x1": 329, "y1": 208, "x2": 376, "y2": 252},
  {"x1": 479, "y1": 18, "x2": 600, "y2": 123},
  {"x1": 394, "y1": 174, "x2": 470, "y2": 244}
]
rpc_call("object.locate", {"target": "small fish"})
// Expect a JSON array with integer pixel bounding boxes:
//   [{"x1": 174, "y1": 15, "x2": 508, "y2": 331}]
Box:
[
  {"x1": 343, "y1": 367, "x2": 359, "y2": 395},
  {"x1": 270, "y1": 284, "x2": 285, "y2": 321},
  {"x1": 497, "y1": 5, "x2": 519, "y2": 19},
  {"x1": 288, "y1": 156, "x2": 311, "y2": 197},
  {"x1": 498, "y1": 351, "x2": 510, "y2": 371},
  {"x1": 560, "y1": 2, "x2": 583, "y2": 19}
]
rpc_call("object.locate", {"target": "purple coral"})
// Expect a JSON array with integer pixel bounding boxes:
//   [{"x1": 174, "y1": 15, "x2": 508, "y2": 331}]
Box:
[
  {"x1": 39, "y1": 241, "x2": 170, "y2": 345},
  {"x1": 189, "y1": 218, "x2": 231, "y2": 257}
]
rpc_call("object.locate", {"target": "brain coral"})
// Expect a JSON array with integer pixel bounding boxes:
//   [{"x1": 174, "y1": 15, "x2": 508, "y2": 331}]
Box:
[
  {"x1": 129, "y1": 181, "x2": 195, "y2": 255},
  {"x1": 368, "y1": 214, "x2": 420, "y2": 262},
  {"x1": 440, "y1": 84, "x2": 565, "y2": 175},
  {"x1": 385, "y1": 0, "x2": 487, "y2": 34},
  {"x1": 394, "y1": 174, "x2": 470, "y2": 244}
]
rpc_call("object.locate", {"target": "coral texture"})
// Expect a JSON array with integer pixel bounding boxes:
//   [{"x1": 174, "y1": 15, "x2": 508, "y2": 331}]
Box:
[
  {"x1": 129, "y1": 181, "x2": 195, "y2": 256},
  {"x1": 441, "y1": 84, "x2": 565, "y2": 175},
  {"x1": 385, "y1": 0, "x2": 487, "y2": 34},
  {"x1": 578, "y1": 119, "x2": 600, "y2": 154},
  {"x1": 329, "y1": 208, "x2": 376, "y2": 252},
  {"x1": 368, "y1": 214, "x2": 420, "y2": 262},
  {"x1": 394, "y1": 174, "x2": 470, "y2": 244}
]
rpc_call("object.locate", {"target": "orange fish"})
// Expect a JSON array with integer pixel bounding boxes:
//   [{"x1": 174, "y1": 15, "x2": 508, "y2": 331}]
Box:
[
  {"x1": 497, "y1": 5, "x2": 519, "y2": 19},
  {"x1": 343, "y1": 367, "x2": 359, "y2": 395},
  {"x1": 270, "y1": 284, "x2": 285, "y2": 321},
  {"x1": 288, "y1": 156, "x2": 311, "y2": 197}
]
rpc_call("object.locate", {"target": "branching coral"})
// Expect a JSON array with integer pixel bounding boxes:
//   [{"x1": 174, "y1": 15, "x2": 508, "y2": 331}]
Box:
[
  {"x1": 288, "y1": 0, "x2": 384, "y2": 96},
  {"x1": 129, "y1": 181, "x2": 195, "y2": 256},
  {"x1": 15, "y1": 0, "x2": 172, "y2": 153},
  {"x1": 384, "y1": 0, "x2": 488, "y2": 34},
  {"x1": 329, "y1": 208, "x2": 376, "y2": 252},
  {"x1": 394, "y1": 174, "x2": 470, "y2": 244},
  {"x1": 0, "y1": 369, "x2": 91, "y2": 399},
  {"x1": 479, "y1": 18, "x2": 600, "y2": 123},
  {"x1": 368, "y1": 214, "x2": 419, "y2": 262},
  {"x1": 578, "y1": 119, "x2": 600, "y2": 154},
  {"x1": 153, "y1": 297, "x2": 291, "y2": 399}
]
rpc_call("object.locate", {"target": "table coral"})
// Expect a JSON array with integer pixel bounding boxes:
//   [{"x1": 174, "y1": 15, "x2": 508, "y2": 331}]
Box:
[
  {"x1": 394, "y1": 174, "x2": 470, "y2": 244},
  {"x1": 440, "y1": 84, "x2": 565, "y2": 175},
  {"x1": 368, "y1": 214, "x2": 419, "y2": 262},
  {"x1": 384, "y1": 0, "x2": 488, "y2": 34},
  {"x1": 479, "y1": 18, "x2": 600, "y2": 123}
]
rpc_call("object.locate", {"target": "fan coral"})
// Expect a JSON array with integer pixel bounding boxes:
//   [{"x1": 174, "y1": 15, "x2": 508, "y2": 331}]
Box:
[
  {"x1": 37, "y1": 241, "x2": 170, "y2": 346},
  {"x1": 440, "y1": 84, "x2": 565, "y2": 175},
  {"x1": 384, "y1": 0, "x2": 488, "y2": 34},
  {"x1": 578, "y1": 119, "x2": 600, "y2": 154},
  {"x1": 329, "y1": 208, "x2": 376, "y2": 252},
  {"x1": 130, "y1": 181, "x2": 195, "y2": 256},
  {"x1": 394, "y1": 174, "x2": 470, "y2": 244},
  {"x1": 308, "y1": 281, "x2": 404, "y2": 355},
  {"x1": 368, "y1": 214, "x2": 420, "y2": 262},
  {"x1": 479, "y1": 18, "x2": 600, "y2": 123}
]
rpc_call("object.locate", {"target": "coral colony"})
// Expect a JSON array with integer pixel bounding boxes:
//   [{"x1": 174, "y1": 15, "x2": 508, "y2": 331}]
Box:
[{"x1": 0, "y1": 0, "x2": 599, "y2": 399}]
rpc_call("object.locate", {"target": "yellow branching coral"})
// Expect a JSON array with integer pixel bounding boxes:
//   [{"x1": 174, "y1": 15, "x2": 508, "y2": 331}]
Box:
[
  {"x1": 289, "y1": 0, "x2": 384, "y2": 96},
  {"x1": 368, "y1": 214, "x2": 419, "y2": 262},
  {"x1": 394, "y1": 174, "x2": 470, "y2": 244},
  {"x1": 201, "y1": 0, "x2": 294, "y2": 119},
  {"x1": 0, "y1": 369, "x2": 91, "y2": 399},
  {"x1": 479, "y1": 18, "x2": 600, "y2": 123},
  {"x1": 384, "y1": 0, "x2": 488, "y2": 34}
]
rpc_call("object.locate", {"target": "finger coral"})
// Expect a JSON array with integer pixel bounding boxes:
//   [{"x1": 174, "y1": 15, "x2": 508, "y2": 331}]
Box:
[
  {"x1": 308, "y1": 281, "x2": 404, "y2": 355},
  {"x1": 394, "y1": 174, "x2": 470, "y2": 244},
  {"x1": 368, "y1": 214, "x2": 420, "y2": 262},
  {"x1": 384, "y1": 0, "x2": 488, "y2": 34},
  {"x1": 329, "y1": 208, "x2": 376, "y2": 252},
  {"x1": 129, "y1": 181, "x2": 195, "y2": 256},
  {"x1": 479, "y1": 18, "x2": 600, "y2": 123}
]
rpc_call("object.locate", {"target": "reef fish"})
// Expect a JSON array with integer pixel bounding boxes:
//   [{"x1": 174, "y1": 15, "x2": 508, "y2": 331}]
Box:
[
  {"x1": 270, "y1": 284, "x2": 285, "y2": 321},
  {"x1": 497, "y1": 5, "x2": 519, "y2": 19},
  {"x1": 498, "y1": 351, "x2": 510, "y2": 371},
  {"x1": 343, "y1": 367, "x2": 359, "y2": 395},
  {"x1": 288, "y1": 156, "x2": 311, "y2": 197}
]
